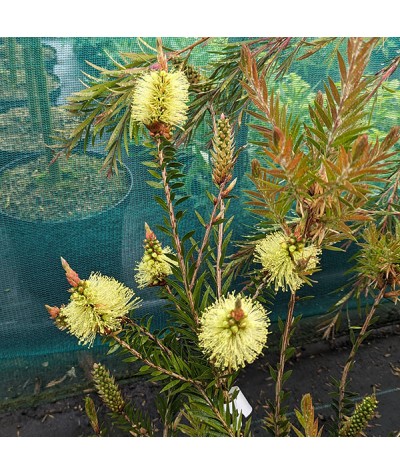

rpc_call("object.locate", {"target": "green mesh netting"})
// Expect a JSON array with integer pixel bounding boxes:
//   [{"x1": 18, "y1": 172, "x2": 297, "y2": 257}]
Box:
[{"x1": 0, "y1": 37, "x2": 399, "y2": 405}]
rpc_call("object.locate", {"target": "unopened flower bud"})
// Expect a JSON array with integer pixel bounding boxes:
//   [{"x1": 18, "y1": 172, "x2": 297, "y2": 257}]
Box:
[
  {"x1": 60, "y1": 257, "x2": 81, "y2": 287},
  {"x1": 212, "y1": 114, "x2": 236, "y2": 186},
  {"x1": 231, "y1": 297, "x2": 245, "y2": 321},
  {"x1": 222, "y1": 177, "x2": 237, "y2": 197},
  {"x1": 251, "y1": 159, "x2": 261, "y2": 178},
  {"x1": 45, "y1": 304, "x2": 60, "y2": 319},
  {"x1": 149, "y1": 62, "x2": 162, "y2": 71},
  {"x1": 145, "y1": 222, "x2": 156, "y2": 241},
  {"x1": 84, "y1": 396, "x2": 101, "y2": 435},
  {"x1": 339, "y1": 395, "x2": 378, "y2": 437},
  {"x1": 92, "y1": 363, "x2": 125, "y2": 413}
]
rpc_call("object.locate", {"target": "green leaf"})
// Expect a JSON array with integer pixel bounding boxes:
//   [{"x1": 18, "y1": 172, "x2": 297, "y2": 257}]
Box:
[
  {"x1": 195, "y1": 210, "x2": 206, "y2": 227},
  {"x1": 160, "y1": 379, "x2": 182, "y2": 393},
  {"x1": 146, "y1": 180, "x2": 163, "y2": 189},
  {"x1": 147, "y1": 169, "x2": 162, "y2": 180},
  {"x1": 175, "y1": 195, "x2": 191, "y2": 206},
  {"x1": 170, "y1": 182, "x2": 185, "y2": 189},
  {"x1": 141, "y1": 160, "x2": 159, "y2": 168}
]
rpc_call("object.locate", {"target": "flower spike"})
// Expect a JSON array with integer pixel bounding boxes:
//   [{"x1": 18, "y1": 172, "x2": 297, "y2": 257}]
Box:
[
  {"x1": 199, "y1": 293, "x2": 270, "y2": 371},
  {"x1": 131, "y1": 69, "x2": 189, "y2": 137},
  {"x1": 254, "y1": 232, "x2": 321, "y2": 292},
  {"x1": 47, "y1": 262, "x2": 141, "y2": 347},
  {"x1": 135, "y1": 223, "x2": 175, "y2": 289}
]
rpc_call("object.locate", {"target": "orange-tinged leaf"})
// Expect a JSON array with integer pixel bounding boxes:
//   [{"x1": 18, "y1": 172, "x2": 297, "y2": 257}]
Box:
[{"x1": 337, "y1": 51, "x2": 347, "y2": 84}]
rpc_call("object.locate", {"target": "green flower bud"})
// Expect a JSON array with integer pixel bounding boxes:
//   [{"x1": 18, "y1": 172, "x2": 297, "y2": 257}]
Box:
[
  {"x1": 92, "y1": 363, "x2": 125, "y2": 413},
  {"x1": 339, "y1": 395, "x2": 378, "y2": 437}
]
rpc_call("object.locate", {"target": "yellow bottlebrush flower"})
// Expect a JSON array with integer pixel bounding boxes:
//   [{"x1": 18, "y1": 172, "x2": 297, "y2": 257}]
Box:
[
  {"x1": 135, "y1": 223, "x2": 175, "y2": 289},
  {"x1": 47, "y1": 263, "x2": 141, "y2": 347},
  {"x1": 254, "y1": 232, "x2": 321, "y2": 292},
  {"x1": 131, "y1": 70, "x2": 189, "y2": 129},
  {"x1": 198, "y1": 293, "x2": 270, "y2": 371}
]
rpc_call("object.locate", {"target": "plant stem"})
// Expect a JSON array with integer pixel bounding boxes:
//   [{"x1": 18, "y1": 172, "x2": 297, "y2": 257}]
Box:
[
  {"x1": 171, "y1": 37, "x2": 211, "y2": 57},
  {"x1": 337, "y1": 286, "x2": 386, "y2": 423},
  {"x1": 190, "y1": 187, "x2": 224, "y2": 291},
  {"x1": 253, "y1": 273, "x2": 270, "y2": 300},
  {"x1": 112, "y1": 333, "x2": 191, "y2": 384},
  {"x1": 123, "y1": 318, "x2": 172, "y2": 356},
  {"x1": 273, "y1": 291, "x2": 296, "y2": 436},
  {"x1": 366, "y1": 54, "x2": 400, "y2": 102},
  {"x1": 216, "y1": 199, "x2": 225, "y2": 299},
  {"x1": 163, "y1": 283, "x2": 184, "y2": 314},
  {"x1": 156, "y1": 138, "x2": 198, "y2": 325}
]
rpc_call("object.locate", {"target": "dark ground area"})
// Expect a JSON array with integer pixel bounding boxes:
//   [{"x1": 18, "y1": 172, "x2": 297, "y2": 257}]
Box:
[{"x1": 0, "y1": 323, "x2": 399, "y2": 437}]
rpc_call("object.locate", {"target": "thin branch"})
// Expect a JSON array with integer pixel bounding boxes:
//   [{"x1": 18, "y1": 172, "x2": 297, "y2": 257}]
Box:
[
  {"x1": 216, "y1": 199, "x2": 225, "y2": 299},
  {"x1": 252, "y1": 273, "x2": 270, "y2": 300},
  {"x1": 337, "y1": 285, "x2": 386, "y2": 423},
  {"x1": 366, "y1": 54, "x2": 400, "y2": 102},
  {"x1": 157, "y1": 138, "x2": 198, "y2": 325},
  {"x1": 190, "y1": 187, "x2": 225, "y2": 291},
  {"x1": 169, "y1": 37, "x2": 211, "y2": 57},
  {"x1": 112, "y1": 333, "x2": 192, "y2": 384},
  {"x1": 163, "y1": 283, "x2": 184, "y2": 314},
  {"x1": 273, "y1": 291, "x2": 297, "y2": 436},
  {"x1": 126, "y1": 319, "x2": 172, "y2": 356}
]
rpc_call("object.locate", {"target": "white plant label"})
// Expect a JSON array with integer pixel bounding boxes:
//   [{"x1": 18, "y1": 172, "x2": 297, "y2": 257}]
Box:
[{"x1": 226, "y1": 386, "x2": 253, "y2": 418}]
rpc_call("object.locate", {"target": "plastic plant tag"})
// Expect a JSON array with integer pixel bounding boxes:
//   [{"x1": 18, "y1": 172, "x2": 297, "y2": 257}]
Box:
[{"x1": 225, "y1": 386, "x2": 252, "y2": 418}]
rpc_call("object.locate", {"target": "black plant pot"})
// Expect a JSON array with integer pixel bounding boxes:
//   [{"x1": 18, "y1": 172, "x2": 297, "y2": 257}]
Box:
[
  {"x1": 0, "y1": 154, "x2": 133, "y2": 306},
  {"x1": 0, "y1": 43, "x2": 57, "y2": 73},
  {"x1": 0, "y1": 72, "x2": 61, "y2": 114},
  {"x1": 0, "y1": 150, "x2": 41, "y2": 172}
]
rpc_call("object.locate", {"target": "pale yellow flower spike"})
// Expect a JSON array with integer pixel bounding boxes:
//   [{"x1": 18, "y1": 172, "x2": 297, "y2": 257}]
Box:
[
  {"x1": 198, "y1": 293, "x2": 270, "y2": 371},
  {"x1": 59, "y1": 272, "x2": 141, "y2": 347},
  {"x1": 135, "y1": 223, "x2": 175, "y2": 289},
  {"x1": 131, "y1": 70, "x2": 189, "y2": 128},
  {"x1": 254, "y1": 231, "x2": 321, "y2": 292}
]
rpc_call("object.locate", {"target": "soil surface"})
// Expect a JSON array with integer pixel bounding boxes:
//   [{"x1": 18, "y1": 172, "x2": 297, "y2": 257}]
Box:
[
  {"x1": 0, "y1": 323, "x2": 399, "y2": 437},
  {"x1": 0, "y1": 154, "x2": 131, "y2": 222},
  {"x1": 0, "y1": 107, "x2": 79, "y2": 154}
]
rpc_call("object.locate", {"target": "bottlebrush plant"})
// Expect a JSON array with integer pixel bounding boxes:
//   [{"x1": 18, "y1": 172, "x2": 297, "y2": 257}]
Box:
[{"x1": 47, "y1": 37, "x2": 400, "y2": 436}]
